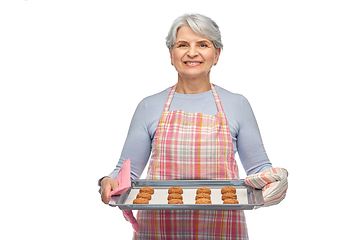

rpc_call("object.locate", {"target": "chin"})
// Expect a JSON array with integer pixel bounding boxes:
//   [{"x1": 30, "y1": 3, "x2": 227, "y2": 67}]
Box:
[{"x1": 179, "y1": 71, "x2": 209, "y2": 79}]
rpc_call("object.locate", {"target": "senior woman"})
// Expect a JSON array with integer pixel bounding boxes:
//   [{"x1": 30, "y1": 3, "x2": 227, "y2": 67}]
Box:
[{"x1": 99, "y1": 13, "x2": 288, "y2": 239}]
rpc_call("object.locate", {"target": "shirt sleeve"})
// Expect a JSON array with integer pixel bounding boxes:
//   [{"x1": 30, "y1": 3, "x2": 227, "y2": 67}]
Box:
[
  {"x1": 237, "y1": 96, "x2": 272, "y2": 175},
  {"x1": 107, "y1": 98, "x2": 152, "y2": 180}
]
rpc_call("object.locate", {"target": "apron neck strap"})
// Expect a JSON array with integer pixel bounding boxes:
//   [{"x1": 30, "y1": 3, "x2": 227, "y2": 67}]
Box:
[
  {"x1": 164, "y1": 83, "x2": 225, "y2": 113},
  {"x1": 210, "y1": 84, "x2": 225, "y2": 113}
]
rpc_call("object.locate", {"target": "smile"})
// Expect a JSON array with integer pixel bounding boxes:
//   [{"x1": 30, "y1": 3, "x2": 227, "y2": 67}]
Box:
[{"x1": 184, "y1": 61, "x2": 202, "y2": 66}]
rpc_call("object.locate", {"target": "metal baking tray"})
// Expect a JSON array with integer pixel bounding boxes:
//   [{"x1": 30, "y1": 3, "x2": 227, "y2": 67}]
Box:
[{"x1": 109, "y1": 179, "x2": 263, "y2": 210}]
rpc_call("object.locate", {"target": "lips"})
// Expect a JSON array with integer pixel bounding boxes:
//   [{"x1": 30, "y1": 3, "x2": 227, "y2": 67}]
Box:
[{"x1": 184, "y1": 61, "x2": 202, "y2": 66}]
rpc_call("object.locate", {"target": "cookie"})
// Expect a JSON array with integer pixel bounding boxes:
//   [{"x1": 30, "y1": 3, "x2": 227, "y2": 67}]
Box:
[
  {"x1": 168, "y1": 187, "x2": 183, "y2": 194},
  {"x1": 168, "y1": 199, "x2": 183, "y2": 204},
  {"x1": 221, "y1": 193, "x2": 237, "y2": 200},
  {"x1": 167, "y1": 193, "x2": 183, "y2": 200},
  {"x1": 195, "y1": 198, "x2": 212, "y2": 204},
  {"x1": 221, "y1": 186, "x2": 236, "y2": 194},
  {"x1": 223, "y1": 199, "x2": 239, "y2": 204},
  {"x1": 195, "y1": 193, "x2": 211, "y2": 200},
  {"x1": 136, "y1": 193, "x2": 152, "y2": 200},
  {"x1": 133, "y1": 198, "x2": 149, "y2": 204},
  {"x1": 196, "y1": 187, "x2": 211, "y2": 195},
  {"x1": 139, "y1": 187, "x2": 154, "y2": 195}
]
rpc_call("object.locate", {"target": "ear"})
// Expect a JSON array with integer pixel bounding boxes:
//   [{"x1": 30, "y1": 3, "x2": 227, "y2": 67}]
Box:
[
  {"x1": 214, "y1": 48, "x2": 221, "y2": 65},
  {"x1": 169, "y1": 48, "x2": 174, "y2": 65}
]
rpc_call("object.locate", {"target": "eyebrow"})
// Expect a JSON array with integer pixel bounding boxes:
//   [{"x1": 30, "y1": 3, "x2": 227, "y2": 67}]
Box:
[{"x1": 175, "y1": 39, "x2": 212, "y2": 45}]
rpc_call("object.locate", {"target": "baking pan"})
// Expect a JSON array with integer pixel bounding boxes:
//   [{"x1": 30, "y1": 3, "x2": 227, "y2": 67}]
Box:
[{"x1": 109, "y1": 179, "x2": 263, "y2": 210}]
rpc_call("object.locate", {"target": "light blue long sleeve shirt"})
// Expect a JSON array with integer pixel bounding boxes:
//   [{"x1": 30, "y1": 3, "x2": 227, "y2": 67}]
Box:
[{"x1": 106, "y1": 85, "x2": 272, "y2": 181}]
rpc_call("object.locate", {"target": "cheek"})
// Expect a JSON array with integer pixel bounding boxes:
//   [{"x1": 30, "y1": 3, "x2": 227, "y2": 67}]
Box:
[
  {"x1": 209, "y1": 52, "x2": 217, "y2": 61},
  {"x1": 172, "y1": 51, "x2": 184, "y2": 62},
  {"x1": 200, "y1": 50, "x2": 216, "y2": 62}
]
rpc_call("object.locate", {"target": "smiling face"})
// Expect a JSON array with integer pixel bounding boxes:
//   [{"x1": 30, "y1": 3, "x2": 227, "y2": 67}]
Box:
[{"x1": 170, "y1": 26, "x2": 221, "y2": 81}]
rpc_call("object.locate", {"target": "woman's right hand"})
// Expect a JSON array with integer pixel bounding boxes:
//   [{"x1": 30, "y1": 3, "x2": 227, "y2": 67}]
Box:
[{"x1": 100, "y1": 177, "x2": 119, "y2": 204}]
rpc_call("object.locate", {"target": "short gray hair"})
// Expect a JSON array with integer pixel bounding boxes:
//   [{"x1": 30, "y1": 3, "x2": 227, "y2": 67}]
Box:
[{"x1": 166, "y1": 13, "x2": 223, "y2": 50}]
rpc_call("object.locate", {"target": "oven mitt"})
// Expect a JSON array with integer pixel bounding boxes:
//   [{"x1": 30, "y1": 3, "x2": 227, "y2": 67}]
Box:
[
  {"x1": 245, "y1": 167, "x2": 288, "y2": 208},
  {"x1": 122, "y1": 210, "x2": 139, "y2": 233},
  {"x1": 109, "y1": 159, "x2": 139, "y2": 233}
]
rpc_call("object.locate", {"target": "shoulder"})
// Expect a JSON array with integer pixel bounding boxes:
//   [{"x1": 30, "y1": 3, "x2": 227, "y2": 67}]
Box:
[
  {"x1": 140, "y1": 87, "x2": 171, "y2": 108},
  {"x1": 133, "y1": 87, "x2": 171, "y2": 135},
  {"x1": 134, "y1": 87, "x2": 171, "y2": 115},
  {"x1": 214, "y1": 85, "x2": 254, "y2": 129},
  {"x1": 215, "y1": 85, "x2": 248, "y2": 107}
]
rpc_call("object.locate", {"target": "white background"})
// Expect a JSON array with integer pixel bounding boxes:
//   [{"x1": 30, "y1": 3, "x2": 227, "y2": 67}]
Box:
[{"x1": 1, "y1": 0, "x2": 359, "y2": 239}]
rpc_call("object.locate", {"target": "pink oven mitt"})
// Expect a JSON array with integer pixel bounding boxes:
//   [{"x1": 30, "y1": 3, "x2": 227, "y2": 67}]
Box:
[
  {"x1": 109, "y1": 159, "x2": 139, "y2": 233},
  {"x1": 245, "y1": 167, "x2": 288, "y2": 208}
]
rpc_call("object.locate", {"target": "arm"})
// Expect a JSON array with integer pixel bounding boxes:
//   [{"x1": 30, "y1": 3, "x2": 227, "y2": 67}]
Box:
[
  {"x1": 109, "y1": 98, "x2": 152, "y2": 180},
  {"x1": 238, "y1": 97, "x2": 288, "y2": 207},
  {"x1": 237, "y1": 96, "x2": 272, "y2": 175},
  {"x1": 99, "y1": 99, "x2": 152, "y2": 202}
]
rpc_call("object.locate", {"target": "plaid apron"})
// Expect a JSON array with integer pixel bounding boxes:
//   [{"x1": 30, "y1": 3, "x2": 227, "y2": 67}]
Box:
[{"x1": 134, "y1": 84, "x2": 248, "y2": 240}]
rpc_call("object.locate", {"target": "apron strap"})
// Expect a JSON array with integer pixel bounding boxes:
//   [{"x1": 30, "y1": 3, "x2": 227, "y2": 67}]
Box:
[
  {"x1": 163, "y1": 83, "x2": 225, "y2": 113},
  {"x1": 163, "y1": 84, "x2": 177, "y2": 112},
  {"x1": 210, "y1": 83, "x2": 225, "y2": 114}
]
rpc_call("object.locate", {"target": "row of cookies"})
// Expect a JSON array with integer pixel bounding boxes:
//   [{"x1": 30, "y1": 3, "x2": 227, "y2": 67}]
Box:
[
  {"x1": 133, "y1": 187, "x2": 154, "y2": 204},
  {"x1": 195, "y1": 187, "x2": 212, "y2": 204},
  {"x1": 168, "y1": 186, "x2": 184, "y2": 204},
  {"x1": 221, "y1": 186, "x2": 239, "y2": 204}
]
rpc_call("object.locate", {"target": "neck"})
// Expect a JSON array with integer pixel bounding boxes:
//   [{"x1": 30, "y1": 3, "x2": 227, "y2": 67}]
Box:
[{"x1": 176, "y1": 74, "x2": 211, "y2": 94}]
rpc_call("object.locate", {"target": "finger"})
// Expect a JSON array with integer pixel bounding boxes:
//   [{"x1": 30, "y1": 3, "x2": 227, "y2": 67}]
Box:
[
  {"x1": 101, "y1": 178, "x2": 119, "y2": 204},
  {"x1": 101, "y1": 182, "x2": 111, "y2": 204},
  {"x1": 110, "y1": 178, "x2": 119, "y2": 190}
]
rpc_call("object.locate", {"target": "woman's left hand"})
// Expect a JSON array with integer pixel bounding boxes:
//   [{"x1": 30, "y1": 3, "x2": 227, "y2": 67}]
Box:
[{"x1": 245, "y1": 167, "x2": 288, "y2": 208}]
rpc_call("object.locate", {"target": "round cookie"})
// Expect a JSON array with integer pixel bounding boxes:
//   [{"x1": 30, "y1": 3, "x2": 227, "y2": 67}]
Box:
[
  {"x1": 168, "y1": 186, "x2": 183, "y2": 194},
  {"x1": 195, "y1": 193, "x2": 211, "y2": 200},
  {"x1": 139, "y1": 187, "x2": 154, "y2": 195},
  {"x1": 137, "y1": 192, "x2": 152, "y2": 200},
  {"x1": 196, "y1": 187, "x2": 211, "y2": 195},
  {"x1": 133, "y1": 198, "x2": 149, "y2": 204},
  {"x1": 223, "y1": 199, "x2": 239, "y2": 204},
  {"x1": 221, "y1": 186, "x2": 236, "y2": 194},
  {"x1": 221, "y1": 193, "x2": 237, "y2": 200},
  {"x1": 168, "y1": 193, "x2": 183, "y2": 200},
  {"x1": 168, "y1": 199, "x2": 183, "y2": 204},
  {"x1": 195, "y1": 198, "x2": 212, "y2": 204}
]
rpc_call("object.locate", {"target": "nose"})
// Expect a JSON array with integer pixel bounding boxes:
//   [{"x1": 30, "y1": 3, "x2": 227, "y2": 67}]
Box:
[{"x1": 187, "y1": 45, "x2": 198, "y2": 58}]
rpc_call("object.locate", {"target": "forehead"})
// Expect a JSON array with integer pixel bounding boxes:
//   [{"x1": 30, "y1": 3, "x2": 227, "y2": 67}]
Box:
[{"x1": 176, "y1": 26, "x2": 211, "y2": 42}]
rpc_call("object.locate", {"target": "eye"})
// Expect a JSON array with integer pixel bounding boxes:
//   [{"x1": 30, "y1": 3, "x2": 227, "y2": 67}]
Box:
[
  {"x1": 198, "y1": 42, "x2": 211, "y2": 48},
  {"x1": 176, "y1": 42, "x2": 188, "y2": 48}
]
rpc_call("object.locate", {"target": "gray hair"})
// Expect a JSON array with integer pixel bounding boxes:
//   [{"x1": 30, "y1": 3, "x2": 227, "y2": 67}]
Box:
[{"x1": 166, "y1": 13, "x2": 223, "y2": 50}]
